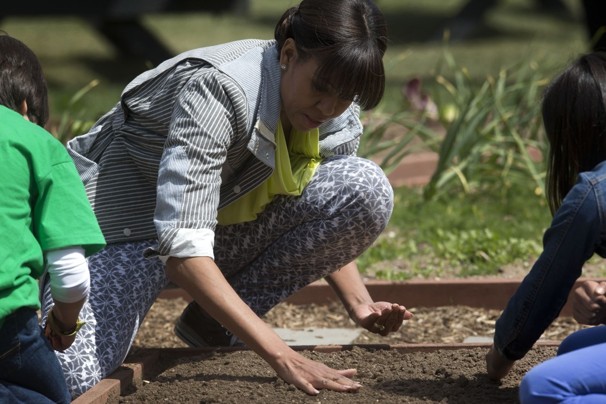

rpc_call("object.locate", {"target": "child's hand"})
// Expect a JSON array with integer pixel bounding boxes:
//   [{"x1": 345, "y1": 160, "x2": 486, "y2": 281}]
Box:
[
  {"x1": 44, "y1": 308, "x2": 83, "y2": 352},
  {"x1": 486, "y1": 344, "x2": 515, "y2": 381},
  {"x1": 573, "y1": 280, "x2": 606, "y2": 325}
]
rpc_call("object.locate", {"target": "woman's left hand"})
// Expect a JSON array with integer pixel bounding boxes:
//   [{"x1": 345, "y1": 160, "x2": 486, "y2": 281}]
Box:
[{"x1": 351, "y1": 302, "x2": 413, "y2": 336}]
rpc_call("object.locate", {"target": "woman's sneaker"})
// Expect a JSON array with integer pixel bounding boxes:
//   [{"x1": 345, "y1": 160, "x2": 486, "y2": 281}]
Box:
[{"x1": 174, "y1": 302, "x2": 242, "y2": 347}]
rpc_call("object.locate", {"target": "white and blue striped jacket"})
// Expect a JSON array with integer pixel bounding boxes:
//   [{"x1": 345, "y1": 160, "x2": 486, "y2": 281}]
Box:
[{"x1": 67, "y1": 39, "x2": 363, "y2": 257}]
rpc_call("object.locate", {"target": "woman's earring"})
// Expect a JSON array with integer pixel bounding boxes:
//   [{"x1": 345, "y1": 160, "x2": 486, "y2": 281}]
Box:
[{"x1": 280, "y1": 64, "x2": 287, "y2": 71}]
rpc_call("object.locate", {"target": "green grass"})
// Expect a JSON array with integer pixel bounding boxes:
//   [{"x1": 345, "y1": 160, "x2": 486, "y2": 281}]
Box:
[
  {"x1": 0, "y1": 0, "x2": 593, "y2": 279},
  {"x1": 357, "y1": 184, "x2": 549, "y2": 279}
]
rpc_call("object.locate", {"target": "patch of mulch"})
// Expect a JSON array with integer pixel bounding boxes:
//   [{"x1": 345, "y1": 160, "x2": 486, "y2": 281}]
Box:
[{"x1": 130, "y1": 297, "x2": 587, "y2": 350}]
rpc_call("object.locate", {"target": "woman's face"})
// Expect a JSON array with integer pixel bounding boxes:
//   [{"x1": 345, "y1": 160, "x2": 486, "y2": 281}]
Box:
[{"x1": 279, "y1": 39, "x2": 352, "y2": 132}]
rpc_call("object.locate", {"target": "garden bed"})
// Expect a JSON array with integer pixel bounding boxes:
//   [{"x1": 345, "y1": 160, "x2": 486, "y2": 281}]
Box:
[
  {"x1": 78, "y1": 343, "x2": 560, "y2": 403},
  {"x1": 73, "y1": 277, "x2": 596, "y2": 404}
]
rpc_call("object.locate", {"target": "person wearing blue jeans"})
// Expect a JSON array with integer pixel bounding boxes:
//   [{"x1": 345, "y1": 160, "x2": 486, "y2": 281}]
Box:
[
  {"x1": 485, "y1": 51, "x2": 606, "y2": 402},
  {"x1": 518, "y1": 280, "x2": 606, "y2": 402},
  {"x1": 0, "y1": 34, "x2": 105, "y2": 403}
]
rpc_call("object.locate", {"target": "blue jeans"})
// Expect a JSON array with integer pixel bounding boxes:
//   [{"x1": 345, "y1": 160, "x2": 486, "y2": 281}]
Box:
[
  {"x1": 519, "y1": 326, "x2": 606, "y2": 403},
  {"x1": 0, "y1": 308, "x2": 71, "y2": 404}
]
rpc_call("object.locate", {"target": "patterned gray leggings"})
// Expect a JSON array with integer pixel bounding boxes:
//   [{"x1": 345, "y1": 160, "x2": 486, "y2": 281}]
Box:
[{"x1": 41, "y1": 155, "x2": 393, "y2": 398}]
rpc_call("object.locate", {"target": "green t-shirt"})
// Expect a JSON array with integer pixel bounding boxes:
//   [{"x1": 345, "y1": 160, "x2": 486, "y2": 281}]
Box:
[{"x1": 0, "y1": 106, "x2": 106, "y2": 324}]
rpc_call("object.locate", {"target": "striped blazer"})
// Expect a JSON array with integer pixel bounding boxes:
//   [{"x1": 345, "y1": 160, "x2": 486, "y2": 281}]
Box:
[{"x1": 67, "y1": 39, "x2": 363, "y2": 257}]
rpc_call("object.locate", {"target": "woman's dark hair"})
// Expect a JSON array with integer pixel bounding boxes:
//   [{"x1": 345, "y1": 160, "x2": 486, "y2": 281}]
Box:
[
  {"x1": 274, "y1": 0, "x2": 388, "y2": 110},
  {"x1": 543, "y1": 52, "x2": 606, "y2": 214},
  {"x1": 0, "y1": 33, "x2": 49, "y2": 126}
]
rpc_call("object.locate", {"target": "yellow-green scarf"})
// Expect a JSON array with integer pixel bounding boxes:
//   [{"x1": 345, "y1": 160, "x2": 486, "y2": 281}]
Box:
[{"x1": 217, "y1": 122, "x2": 321, "y2": 225}]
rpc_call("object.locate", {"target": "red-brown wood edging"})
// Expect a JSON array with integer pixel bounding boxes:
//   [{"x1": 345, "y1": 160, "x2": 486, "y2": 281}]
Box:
[{"x1": 160, "y1": 277, "x2": 604, "y2": 317}]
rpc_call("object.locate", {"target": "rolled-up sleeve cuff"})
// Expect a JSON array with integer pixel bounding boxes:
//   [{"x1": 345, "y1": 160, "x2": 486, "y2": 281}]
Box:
[{"x1": 157, "y1": 228, "x2": 215, "y2": 263}]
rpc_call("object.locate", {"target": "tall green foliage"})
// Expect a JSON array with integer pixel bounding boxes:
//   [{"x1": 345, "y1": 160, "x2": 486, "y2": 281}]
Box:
[
  {"x1": 424, "y1": 51, "x2": 548, "y2": 201},
  {"x1": 359, "y1": 48, "x2": 549, "y2": 203},
  {"x1": 356, "y1": 49, "x2": 554, "y2": 277}
]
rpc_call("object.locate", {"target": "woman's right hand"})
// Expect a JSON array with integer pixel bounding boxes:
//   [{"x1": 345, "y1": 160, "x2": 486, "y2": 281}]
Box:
[
  {"x1": 572, "y1": 280, "x2": 606, "y2": 325},
  {"x1": 270, "y1": 349, "x2": 361, "y2": 395}
]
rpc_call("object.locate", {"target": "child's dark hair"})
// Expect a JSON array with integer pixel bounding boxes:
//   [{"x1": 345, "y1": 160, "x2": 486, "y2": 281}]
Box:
[
  {"x1": 0, "y1": 33, "x2": 49, "y2": 126},
  {"x1": 274, "y1": 0, "x2": 388, "y2": 111},
  {"x1": 543, "y1": 52, "x2": 606, "y2": 214}
]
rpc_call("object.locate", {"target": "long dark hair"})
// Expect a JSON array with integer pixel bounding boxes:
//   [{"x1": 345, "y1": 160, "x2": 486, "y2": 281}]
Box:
[
  {"x1": 0, "y1": 33, "x2": 49, "y2": 126},
  {"x1": 274, "y1": 0, "x2": 388, "y2": 110},
  {"x1": 544, "y1": 51, "x2": 606, "y2": 214}
]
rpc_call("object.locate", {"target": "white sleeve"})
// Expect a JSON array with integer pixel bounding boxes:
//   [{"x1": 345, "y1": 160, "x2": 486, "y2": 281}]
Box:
[{"x1": 46, "y1": 246, "x2": 90, "y2": 303}]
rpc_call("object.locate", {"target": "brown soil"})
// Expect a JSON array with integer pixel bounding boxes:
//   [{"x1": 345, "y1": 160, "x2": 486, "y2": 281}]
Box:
[
  {"x1": 119, "y1": 345, "x2": 556, "y2": 403},
  {"x1": 117, "y1": 297, "x2": 585, "y2": 403}
]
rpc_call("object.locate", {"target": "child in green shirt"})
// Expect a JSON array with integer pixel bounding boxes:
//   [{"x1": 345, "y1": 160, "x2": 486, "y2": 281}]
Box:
[{"x1": 0, "y1": 34, "x2": 105, "y2": 403}]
